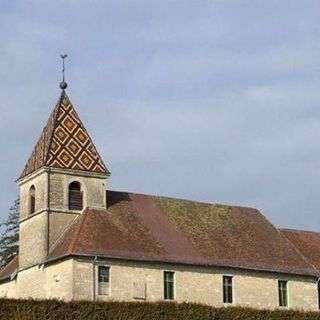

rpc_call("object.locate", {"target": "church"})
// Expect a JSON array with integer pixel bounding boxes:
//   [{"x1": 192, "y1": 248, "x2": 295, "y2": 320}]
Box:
[{"x1": 0, "y1": 81, "x2": 320, "y2": 311}]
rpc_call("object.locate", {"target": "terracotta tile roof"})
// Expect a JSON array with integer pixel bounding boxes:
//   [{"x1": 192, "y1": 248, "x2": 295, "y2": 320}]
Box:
[
  {"x1": 19, "y1": 93, "x2": 109, "y2": 180},
  {"x1": 280, "y1": 229, "x2": 320, "y2": 274},
  {"x1": 0, "y1": 256, "x2": 19, "y2": 281},
  {"x1": 48, "y1": 191, "x2": 318, "y2": 277}
]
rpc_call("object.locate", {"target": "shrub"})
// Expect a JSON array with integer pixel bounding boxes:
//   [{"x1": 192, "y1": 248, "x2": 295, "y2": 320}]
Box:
[{"x1": 0, "y1": 299, "x2": 319, "y2": 320}]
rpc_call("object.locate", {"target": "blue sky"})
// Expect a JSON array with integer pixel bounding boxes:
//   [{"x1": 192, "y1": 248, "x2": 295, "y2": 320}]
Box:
[{"x1": 0, "y1": 0, "x2": 320, "y2": 230}]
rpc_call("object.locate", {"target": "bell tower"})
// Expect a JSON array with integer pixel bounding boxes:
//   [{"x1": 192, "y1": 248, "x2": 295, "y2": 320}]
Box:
[{"x1": 17, "y1": 64, "x2": 110, "y2": 269}]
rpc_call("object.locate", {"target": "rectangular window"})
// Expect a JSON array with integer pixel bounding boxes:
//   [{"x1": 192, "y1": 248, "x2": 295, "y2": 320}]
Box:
[
  {"x1": 278, "y1": 280, "x2": 288, "y2": 307},
  {"x1": 164, "y1": 271, "x2": 175, "y2": 300},
  {"x1": 223, "y1": 276, "x2": 233, "y2": 304},
  {"x1": 98, "y1": 266, "x2": 110, "y2": 296}
]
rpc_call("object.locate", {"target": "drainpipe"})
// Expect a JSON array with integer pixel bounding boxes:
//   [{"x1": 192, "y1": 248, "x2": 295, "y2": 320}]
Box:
[
  {"x1": 317, "y1": 278, "x2": 320, "y2": 310},
  {"x1": 93, "y1": 256, "x2": 98, "y2": 301}
]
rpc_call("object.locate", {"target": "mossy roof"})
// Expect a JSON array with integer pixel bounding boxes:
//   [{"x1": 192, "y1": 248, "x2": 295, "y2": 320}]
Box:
[
  {"x1": 280, "y1": 229, "x2": 320, "y2": 274},
  {"x1": 47, "y1": 191, "x2": 317, "y2": 277}
]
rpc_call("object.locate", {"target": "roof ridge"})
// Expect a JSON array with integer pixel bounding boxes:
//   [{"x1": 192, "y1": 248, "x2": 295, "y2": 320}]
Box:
[
  {"x1": 66, "y1": 95, "x2": 109, "y2": 174},
  {"x1": 18, "y1": 107, "x2": 56, "y2": 179},
  {"x1": 48, "y1": 214, "x2": 81, "y2": 254},
  {"x1": 43, "y1": 93, "x2": 64, "y2": 165},
  {"x1": 280, "y1": 228, "x2": 320, "y2": 235},
  {"x1": 67, "y1": 209, "x2": 90, "y2": 254}
]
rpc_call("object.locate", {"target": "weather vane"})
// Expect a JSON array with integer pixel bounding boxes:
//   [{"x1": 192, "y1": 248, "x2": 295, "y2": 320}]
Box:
[{"x1": 59, "y1": 54, "x2": 68, "y2": 91}]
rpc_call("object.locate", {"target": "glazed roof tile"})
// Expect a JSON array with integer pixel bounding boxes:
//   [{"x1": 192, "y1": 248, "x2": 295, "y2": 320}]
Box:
[{"x1": 19, "y1": 93, "x2": 109, "y2": 179}]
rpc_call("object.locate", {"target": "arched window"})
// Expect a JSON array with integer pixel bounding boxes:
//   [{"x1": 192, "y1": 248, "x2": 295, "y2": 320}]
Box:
[
  {"x1": 69, "y1": 181, "x2": 83, "y2": 211},
  {"x1": 29, "y1": 185, "x2": 36, "y2": 214}
]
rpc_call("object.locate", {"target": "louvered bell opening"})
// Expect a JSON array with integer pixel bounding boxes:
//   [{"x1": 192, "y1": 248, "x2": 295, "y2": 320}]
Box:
[{"x1": 69, "y1": 182, "x2": 83, "y2": 211}]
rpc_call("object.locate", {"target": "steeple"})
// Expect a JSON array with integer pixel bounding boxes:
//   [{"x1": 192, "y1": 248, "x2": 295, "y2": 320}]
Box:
[
  {"x1": 19, "y1": 55, "x2": 109, "y2": 180},
  {"x1": 19, "y1": 93, "x2": 109, "y2": 180},
  {"x1": 17, "y1": 63, "x2": 110, "y2": 269}
]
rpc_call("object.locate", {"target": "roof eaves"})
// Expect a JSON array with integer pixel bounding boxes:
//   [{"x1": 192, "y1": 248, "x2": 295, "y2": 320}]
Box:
[
  {"x1": 0, "y1": 274, "x2": 11, "y2": 283},
  {"x1": 44, "y1": 252, "x2": 319, "y2": 279},
  {"x1": 0, "y1": 256, "x2": 19, "y2": 283}
]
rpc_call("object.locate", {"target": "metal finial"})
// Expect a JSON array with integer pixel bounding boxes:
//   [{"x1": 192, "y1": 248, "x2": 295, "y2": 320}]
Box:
[{"x1": 59, "y1": 54, "x2": 68, "y2": 91}]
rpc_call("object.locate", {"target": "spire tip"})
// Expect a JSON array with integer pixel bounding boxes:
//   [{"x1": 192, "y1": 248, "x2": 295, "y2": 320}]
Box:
[{"x1": 60, "y1": 54, "x2": 68, "y2": 91}]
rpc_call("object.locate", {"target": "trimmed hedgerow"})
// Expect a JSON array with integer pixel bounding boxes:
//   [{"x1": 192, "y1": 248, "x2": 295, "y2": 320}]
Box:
[{"x1": 0, "y1": 299, "x2": 319, "y2": 320}]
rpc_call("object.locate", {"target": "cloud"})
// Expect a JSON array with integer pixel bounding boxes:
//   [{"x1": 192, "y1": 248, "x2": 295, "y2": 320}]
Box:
[{"x1": 0, "y1": 0, "x2": 320, "y2": 232}]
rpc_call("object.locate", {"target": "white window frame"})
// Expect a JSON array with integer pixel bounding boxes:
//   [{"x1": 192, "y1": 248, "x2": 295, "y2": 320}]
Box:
[
  {"x1": 163, "y1": 270, "x2": 175, "y2": 301},
  {"x1": 222, "y1": 274, "x2": 234, "y2": 305},
  {"x1": 278, "y1": 279, "x2": 289, "y2": 308},
  {"x1": 96, "y1": 265, "x2": 111, "y2": 297}
]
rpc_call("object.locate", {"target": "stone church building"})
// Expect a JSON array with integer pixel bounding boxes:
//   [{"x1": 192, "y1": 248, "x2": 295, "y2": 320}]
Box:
[{"x1": 0, "y1": 87, "x2": 320, "y2": 311}]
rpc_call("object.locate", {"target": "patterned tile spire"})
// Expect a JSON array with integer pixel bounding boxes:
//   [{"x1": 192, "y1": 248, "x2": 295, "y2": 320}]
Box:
[{"x1": 19, "y1": 92, "x2": 110, "y2": 179}]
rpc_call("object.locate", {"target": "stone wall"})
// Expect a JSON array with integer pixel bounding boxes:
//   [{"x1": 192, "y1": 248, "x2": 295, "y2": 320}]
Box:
[
  {"x1": 72, "y1": 258, "x2": 318, "y2": 311},
  {"x1": 49, "y1": 170, "x2": 106, "y2": 211},
  {"x1": 19, "y1": 212, "x2": 48, "y2": 268},
  {"x1": 48, "y1": 170, "x2": 106, "y2": 247},
  {"x1": 19, "y1": 170, "x2": 49, "y2": 268},
  {"x1": 73, "y1": 258, "x2": 94, "y2": 300},
  {"x1": 0, "y1": 279, "x2": 16, "y2": 298},
  {"x1": 17, "y1": 264, "x2": 46, "y2": 299},
  {"x1": 19, "y1": 170, "x2": 48, "y2": 220},
  {"x1": 18, "y1": 168, "x2": 107, "y2": 266},
  {"x1": 43, "y1": 259, "x2": 74, "y2": 300},
  {"x1": 18, "y1": 168, "x2": 107, "y2": 220},
  {"x1": 0, "y1": 256, "x2": 317, "y2": 310},
  {"x1": 14, "y1": 259, "x2": 73, "y2": 300}
]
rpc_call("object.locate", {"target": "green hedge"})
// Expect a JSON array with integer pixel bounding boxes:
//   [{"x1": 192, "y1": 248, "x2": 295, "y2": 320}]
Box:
[{"x1": 0, "y1": 299, "x2": 319, "y2": 320}]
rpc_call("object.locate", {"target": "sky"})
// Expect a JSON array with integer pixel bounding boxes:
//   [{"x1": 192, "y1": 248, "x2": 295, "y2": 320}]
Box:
[{"x1": 0, "y1": 0, "x2": 320, "y2": 231}]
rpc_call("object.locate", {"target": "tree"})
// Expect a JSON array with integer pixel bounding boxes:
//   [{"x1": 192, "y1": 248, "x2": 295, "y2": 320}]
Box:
[{"x1": 0, "y1": 198, "x2": 19, "y2": 269}]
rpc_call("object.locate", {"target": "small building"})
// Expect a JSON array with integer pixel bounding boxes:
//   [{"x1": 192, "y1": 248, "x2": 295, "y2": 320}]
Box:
[{"x1": 0, "y1": 87, "x2": 319, "y2": 311}]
